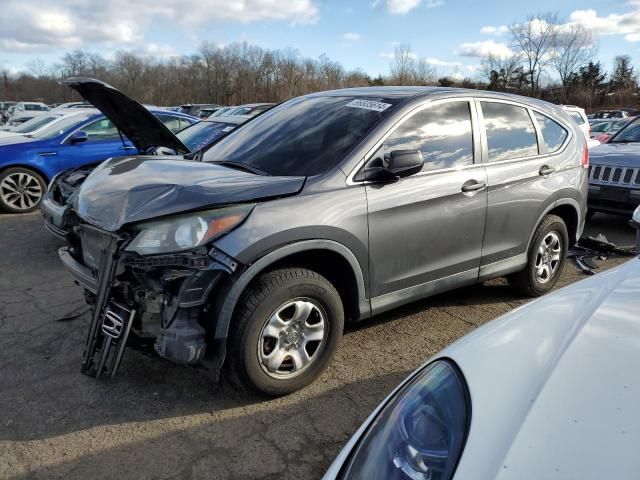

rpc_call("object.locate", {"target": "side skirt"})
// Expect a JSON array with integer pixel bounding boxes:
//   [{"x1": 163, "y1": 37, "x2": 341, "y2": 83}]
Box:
[{"x1": 370, "y1": 268, "x2": 478, "y2": 317}]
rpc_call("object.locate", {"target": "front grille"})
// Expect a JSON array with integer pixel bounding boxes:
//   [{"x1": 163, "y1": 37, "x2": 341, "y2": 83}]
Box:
[{"x1": 589, "y1": 164, "x2": 640, "y2": 187}]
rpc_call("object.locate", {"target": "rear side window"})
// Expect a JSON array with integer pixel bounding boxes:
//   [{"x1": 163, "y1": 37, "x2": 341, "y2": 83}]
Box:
[
  {"x1": 381, "y1": 101, "x2": 474, "y2": 171},
  {"x1": 482, "y1": 102, "x2": 538, "y2": 161},
  {"x1": 568, "y1": 111, "x2": 585, "y2": 125},
  {"x1": 534, "y1": 112, "x2": 568, "y2": 152}
]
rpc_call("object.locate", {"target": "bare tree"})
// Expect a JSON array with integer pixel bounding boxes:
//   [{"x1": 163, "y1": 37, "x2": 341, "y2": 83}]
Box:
[
  {"x1": 412, "y1": 58, "x2": 436, "y2": 85},
  {"x1": 482, "y1": 53, "x2": 524, "y2": 91},
  {"x1": 509, "y1": 12, "x2": 559, "y2": 97},
  {"x1": 390, "y1": 44, "x2": 415, "y2": 85},
  {"x1": 552, "y1": 24, "x2": 597, "y2": 101}
]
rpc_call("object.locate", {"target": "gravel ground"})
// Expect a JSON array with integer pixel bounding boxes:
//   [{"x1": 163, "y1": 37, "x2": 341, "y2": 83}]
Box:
[{"x1": 0, "y1": 211, "x2": 636, "y2": 480}]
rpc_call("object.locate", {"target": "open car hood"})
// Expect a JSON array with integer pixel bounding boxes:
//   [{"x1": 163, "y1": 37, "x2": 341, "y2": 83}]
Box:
[
  {"x1": 74, "y1": 156, "x2": 306, "y2": 231},
  {"x1": 62, "y1": 77, "x2": 190, "y2": 155}
]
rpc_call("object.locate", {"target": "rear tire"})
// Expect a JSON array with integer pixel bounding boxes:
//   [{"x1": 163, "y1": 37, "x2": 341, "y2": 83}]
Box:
[
  {"x1": 509, "y1": 214, "x2": 568, "y2": 297},
  {"x1": 227, "y1": 268, "x2": 344, "y2": 396},
  {"x1": 0, "y1": 167, "x2": 47, "y2": 213}
]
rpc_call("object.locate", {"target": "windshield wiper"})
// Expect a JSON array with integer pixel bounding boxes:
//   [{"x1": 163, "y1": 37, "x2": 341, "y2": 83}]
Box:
[{"x1": 211, "y1": 160, "x2": 270, "y2": 176}]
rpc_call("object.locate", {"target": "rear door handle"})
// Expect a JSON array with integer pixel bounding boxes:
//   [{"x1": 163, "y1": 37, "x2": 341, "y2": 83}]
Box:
[
  {"x1": 539, "y1": 165, "x2": 556, "y2": 176},
  {"x1": 461, "y1": 180, "x2": 486, "y2": 193},
  {"x1": 121, "y1": 146, "x2": 136, "y2": 150}
]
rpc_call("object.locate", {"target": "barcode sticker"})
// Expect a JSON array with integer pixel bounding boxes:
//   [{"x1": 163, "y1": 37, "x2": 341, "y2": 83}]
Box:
[{"x1": 345, "y1": 99, "x2": 392, "y2": 112}]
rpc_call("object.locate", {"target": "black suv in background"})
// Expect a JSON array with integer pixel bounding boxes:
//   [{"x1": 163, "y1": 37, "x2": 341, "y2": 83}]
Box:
[{"x1": 58, "y1": 82, "x2": 588, "y2": 395}]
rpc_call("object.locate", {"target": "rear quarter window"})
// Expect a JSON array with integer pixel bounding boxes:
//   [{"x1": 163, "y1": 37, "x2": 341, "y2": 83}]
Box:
[{"x1": 534, "y1": 112, "x2": 568, "y2": 152}]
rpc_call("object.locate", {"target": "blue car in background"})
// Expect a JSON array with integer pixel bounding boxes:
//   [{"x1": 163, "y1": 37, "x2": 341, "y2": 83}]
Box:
[
  {"x1": 40, "y1": 77, "x2": 258, "y2": 237},
  {"x1": 0, "y1": 103, "x2": 197, "y2": 213}
]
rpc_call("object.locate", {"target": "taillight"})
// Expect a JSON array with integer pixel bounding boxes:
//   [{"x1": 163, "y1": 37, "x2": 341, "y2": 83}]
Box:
[{"x1": 582, "y1": 138, "x2": 589, "y2": 169}]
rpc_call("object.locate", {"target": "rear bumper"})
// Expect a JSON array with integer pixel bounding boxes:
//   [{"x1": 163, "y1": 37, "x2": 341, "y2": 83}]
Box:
[{"x1": 588, "y1": 184, "x2": 640, "y2": 215}]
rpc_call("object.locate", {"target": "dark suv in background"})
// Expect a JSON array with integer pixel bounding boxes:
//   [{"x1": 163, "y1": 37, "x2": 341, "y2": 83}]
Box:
[{"x1": 58, "y1": 85, "x2": 588, "y2": 395}]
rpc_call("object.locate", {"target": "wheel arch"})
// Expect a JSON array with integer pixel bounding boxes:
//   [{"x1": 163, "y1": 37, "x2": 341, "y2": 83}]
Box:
[
  {"x1": 527, "y1": 198, "x2": 582, "y2": 253},
  {"x1": 0, "y1": 163, "x2": 50, "y2": 183},
  {"x1": 213, "y1": 240, "x2": 370, "y2": 342}
]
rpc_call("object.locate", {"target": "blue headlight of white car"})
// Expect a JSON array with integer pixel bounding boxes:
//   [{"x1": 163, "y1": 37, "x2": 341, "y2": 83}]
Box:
[
  {"x1": 339, "y1": 360, "x2": 470, "y2": 480},
  {"x1": 125, "y1": 204, "x2": 254, "y2": 255}
]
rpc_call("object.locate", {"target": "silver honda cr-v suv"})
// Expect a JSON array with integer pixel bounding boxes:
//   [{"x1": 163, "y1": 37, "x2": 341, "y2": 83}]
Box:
[{"x1": 58, "y1": 81, "x2": 588, "y2": 395}]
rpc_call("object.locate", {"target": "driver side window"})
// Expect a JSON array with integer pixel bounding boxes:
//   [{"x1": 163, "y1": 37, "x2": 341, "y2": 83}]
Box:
[
  {"x1": 81, "y1": 118, "x2": 120, "y2": 141},
  {"x1": 375, "y1": 101, "x2": 474, "y2": 172}
]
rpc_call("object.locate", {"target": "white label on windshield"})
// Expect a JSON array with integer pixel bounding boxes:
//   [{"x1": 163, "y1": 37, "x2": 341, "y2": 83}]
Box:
[
  {"x1": 222, "y1": 126, "x2": 234, "y2": 132},
  {"x1": 345, "y1": 99, "x2": 392, "y2": 112}
]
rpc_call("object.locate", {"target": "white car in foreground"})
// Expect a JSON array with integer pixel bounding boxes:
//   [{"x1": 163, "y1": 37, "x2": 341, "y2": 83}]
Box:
[{"x1": 325, "y1": 207, "x2": 640, "y2": 480}]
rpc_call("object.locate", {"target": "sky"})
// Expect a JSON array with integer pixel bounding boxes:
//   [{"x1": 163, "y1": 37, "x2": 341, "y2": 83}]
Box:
[{"x1": 1, "y1": 0, "x2": 639, "y2": 80}]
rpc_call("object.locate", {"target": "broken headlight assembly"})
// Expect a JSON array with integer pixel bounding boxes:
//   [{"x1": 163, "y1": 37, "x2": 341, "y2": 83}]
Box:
[
  {"x1": 125, "y1": 204, "x2": 254, "y2": 255},
  {"x1": 340, "y1": 360, "x2": 470, "y2": 480}
]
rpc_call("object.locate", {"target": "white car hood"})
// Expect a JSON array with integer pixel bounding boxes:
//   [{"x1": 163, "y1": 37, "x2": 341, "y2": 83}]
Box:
[
  {"x1": 448, "y1": 259, "x2": 640, "y2": 479},
  {"x1": 0, "y1": 130, "x2": 21, "y2": 139}
]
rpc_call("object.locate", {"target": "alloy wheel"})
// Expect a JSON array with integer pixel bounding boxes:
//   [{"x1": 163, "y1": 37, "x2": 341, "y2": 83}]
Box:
[
  {"x1": 0, "y1": 172, "x2": 43, "y2": 211},
  {"x1": 534, "y1": 231, "x2": 562, "y2": 284},
  {"x1": 258, "y1": 298, "x2": 328, "y2": 379}
]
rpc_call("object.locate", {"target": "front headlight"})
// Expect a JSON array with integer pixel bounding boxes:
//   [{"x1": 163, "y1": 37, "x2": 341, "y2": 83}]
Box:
[
  {"x1": 340, "y1": 360, "x2": 470, "y2": 480},
  {"x1": 125, "y1": 204, "x2": 254, "y2": 255}
]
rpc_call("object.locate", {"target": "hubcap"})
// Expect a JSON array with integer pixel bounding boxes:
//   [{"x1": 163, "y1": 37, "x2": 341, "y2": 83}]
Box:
[
  {"x1": 258, "y1": 298, "x2": 328, "y2": 379},
  {"x1": 0, "y1": 172, "x2": 42, "y2": 211},
  {"x1": 535, "y1": 231, "x2": 562, "y2": 283}
]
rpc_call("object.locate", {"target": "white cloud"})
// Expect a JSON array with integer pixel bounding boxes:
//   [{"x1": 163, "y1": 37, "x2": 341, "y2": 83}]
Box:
[
  {"x1": 384, "y1": 0, "x2": 443, "y2": 14},
  {"x1": 567, "y1": 3, "x2": 640, "y2": 42},
  {"x1": 455, "y1": 40, "x2": 512, "y2": 58},
  {"x1": 424, "y1": 57, "x2": 460, "y2": 67},
  {"x1": 386, "y1": 0, "x2": 422, "y2": 14},
  {"x1": 480, "y1": 25, "x2": 508, "y2": 35},
  {"x1": 0, "y1": 0, "x2": 319, "y2": 53},
  {"x1": 141, "y1": 43, "x2": 180, "y2": 58},
  {"x1": 342, "y1": 32, "x2": 361, "y2": 41}
]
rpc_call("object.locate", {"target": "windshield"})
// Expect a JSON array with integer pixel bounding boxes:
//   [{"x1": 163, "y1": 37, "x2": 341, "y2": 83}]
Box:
[
  {"x1": 12, "y1": 115, "x2": 60, "y2": 133},
  {"x1": 24, "y1": 104, "x2": 47, "y2": 111},
  {"x1": 610, "y1": 119, "x2": 640, "y2": 143},
  {"x1": 202, "y1": 95, "x2": 400, "y2": 176},
  {"x1": 30, "y1": 113, "x2": 95, "y2": 140},
  {"x1": 177, "y1": 121, "x2": 236, "y2": 152}
]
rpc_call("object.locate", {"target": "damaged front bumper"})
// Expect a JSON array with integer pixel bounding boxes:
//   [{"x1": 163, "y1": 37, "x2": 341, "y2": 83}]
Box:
[{"x1": 60, "y1": 223, "x2": 239, "y2": 379}]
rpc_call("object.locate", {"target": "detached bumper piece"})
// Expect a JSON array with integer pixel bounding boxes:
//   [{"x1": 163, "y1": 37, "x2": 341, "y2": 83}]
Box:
[{"x1": 80, "y1": 230, "x2": 133, "y2": 379}]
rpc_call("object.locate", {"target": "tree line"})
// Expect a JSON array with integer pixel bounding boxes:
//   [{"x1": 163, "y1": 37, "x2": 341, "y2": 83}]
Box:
[
  {"x1": 1, "y1": 43, "x2": 372, "y2": 107},
  {"x1": 1, "y1": 12, "x2": 638, "y2": 111}
]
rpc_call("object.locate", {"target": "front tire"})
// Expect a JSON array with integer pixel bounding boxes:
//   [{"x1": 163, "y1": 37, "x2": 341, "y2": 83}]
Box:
[
  {"x1": 509, "y1": 214, "x2": 569, "y2": 297},
  {"x1": 0, "y1": 167, "x2": 47, "y2": 213},
  {"x1": 227, "y1": 268, "x2": 344, "y2": 396}
]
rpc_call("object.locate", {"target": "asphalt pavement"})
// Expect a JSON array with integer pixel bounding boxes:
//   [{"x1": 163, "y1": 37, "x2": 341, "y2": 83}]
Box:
[{"x1": 0, "y1": 210, "x2": 636, "y2": 480}]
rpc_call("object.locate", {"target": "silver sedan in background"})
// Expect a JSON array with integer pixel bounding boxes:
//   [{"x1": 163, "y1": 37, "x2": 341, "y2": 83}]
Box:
[{"x1": 325, "y1": 207, "x2": 640, "y2": 480}]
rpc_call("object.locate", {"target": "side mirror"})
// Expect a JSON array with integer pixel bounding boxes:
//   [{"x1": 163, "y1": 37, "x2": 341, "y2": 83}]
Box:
[
  {"x1": 631, "y1": 205, "x2": 640, "y2": 252},
  {"x1": 387, "y1": 150, "x2": 424, "y2": 177},
  {"x1": 69, "y1": 131, "x2": 88, "y2": 144},
  {"x1": 365, "y1": 150, "x2": 424, "y2": 182}
]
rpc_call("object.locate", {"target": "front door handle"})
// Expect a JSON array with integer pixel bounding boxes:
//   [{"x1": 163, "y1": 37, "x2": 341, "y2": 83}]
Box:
[
  {"x1": 539, "y1": 165, "x2": 556, "y2": 176},
  {"x1": 121, "y1": 145, "x2": 136, "y2": 150},
  {"x1": 461, "y1": 180, "x2": 486, "y2": 193}
]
